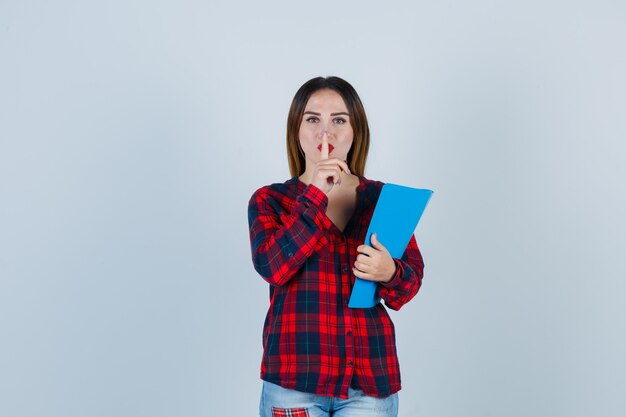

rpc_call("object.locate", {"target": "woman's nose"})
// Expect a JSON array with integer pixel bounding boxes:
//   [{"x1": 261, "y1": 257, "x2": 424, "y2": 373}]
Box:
[{"x1": 318, "y1": 126, "x2": 335, "y2": 138}]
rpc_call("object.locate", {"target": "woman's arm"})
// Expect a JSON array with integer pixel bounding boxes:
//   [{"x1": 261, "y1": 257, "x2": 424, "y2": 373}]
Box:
[
  {"x1": 378, "y1": 234, "x2": 424, "y2": 311},
  {"x1": 248, "y1": 184, "x2": 331, "y2": 287}
]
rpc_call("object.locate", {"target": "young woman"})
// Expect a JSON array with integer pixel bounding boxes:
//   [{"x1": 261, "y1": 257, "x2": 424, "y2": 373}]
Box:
[{"x1": 248, "y1": 76, "x2": 425, "y2": 417}]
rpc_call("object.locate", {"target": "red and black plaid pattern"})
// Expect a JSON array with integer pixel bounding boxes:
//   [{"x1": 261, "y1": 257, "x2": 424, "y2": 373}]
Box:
[
  {"x1": 248, "y1": 176, "x2": 424, "y2": 399},
  {"x1": 271, "y1": 407, "x2": 309, "y2": 417}
]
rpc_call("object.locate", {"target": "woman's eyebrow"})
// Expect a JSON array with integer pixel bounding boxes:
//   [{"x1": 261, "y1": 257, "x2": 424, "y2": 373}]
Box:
[{"x1": 303, "y1": 111, "x2": 350, "y2": 116}]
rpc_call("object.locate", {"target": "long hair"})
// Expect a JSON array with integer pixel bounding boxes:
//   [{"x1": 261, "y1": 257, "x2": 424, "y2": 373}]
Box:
[{"x1": 286, "y1": 76, "x2": 370, "y2": 177}]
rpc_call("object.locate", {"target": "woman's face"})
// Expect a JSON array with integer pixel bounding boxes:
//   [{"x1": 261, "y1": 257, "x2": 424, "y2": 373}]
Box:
[{"x1": 299, "y1": 89, "x2": 354, "y2": 165}]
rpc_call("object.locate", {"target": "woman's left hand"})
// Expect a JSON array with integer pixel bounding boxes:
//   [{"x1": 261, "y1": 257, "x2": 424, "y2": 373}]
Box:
[{"x1": 353, "y1": 233, "x2": 397, "y2": 283}]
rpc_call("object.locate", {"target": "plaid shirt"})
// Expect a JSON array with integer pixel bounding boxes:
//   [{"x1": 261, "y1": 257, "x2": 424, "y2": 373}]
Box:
[{"x1": 248, "y1": 175, "x2": 424, "y2": 399}]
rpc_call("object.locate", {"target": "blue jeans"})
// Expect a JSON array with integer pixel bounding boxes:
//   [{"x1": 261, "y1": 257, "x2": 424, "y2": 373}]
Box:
[{"x1": 259, "y1": 380, "x2": 399, "y2": 417}]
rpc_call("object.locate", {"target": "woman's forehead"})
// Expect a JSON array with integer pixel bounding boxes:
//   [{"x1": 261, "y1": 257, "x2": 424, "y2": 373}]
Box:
[{"x1": 305, "y1": 89, "x2": 348, "y2": 112}]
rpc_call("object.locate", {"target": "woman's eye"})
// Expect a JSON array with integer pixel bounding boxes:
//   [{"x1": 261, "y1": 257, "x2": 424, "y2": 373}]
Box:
[
  {"x1": 334, "y1": 118, "x2": 347, "y2": 125},
  {"x1": 306, "y1": 117, "x2": 319, "y2": 123}
]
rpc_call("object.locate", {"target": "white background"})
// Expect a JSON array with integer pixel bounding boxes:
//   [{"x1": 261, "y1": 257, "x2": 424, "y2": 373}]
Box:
[{"x1": 1, "y1": 1, "x2": 625, "y2": 416}]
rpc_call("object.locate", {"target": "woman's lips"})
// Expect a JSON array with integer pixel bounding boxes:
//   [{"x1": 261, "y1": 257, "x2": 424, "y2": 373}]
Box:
[{"x1": 317, "y1": 144, "x2": 335, "y2": 154}]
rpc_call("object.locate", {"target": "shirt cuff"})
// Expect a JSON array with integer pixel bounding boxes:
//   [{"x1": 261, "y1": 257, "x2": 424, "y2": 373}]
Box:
[
  {"x1": 298, "y1": 184, "x2": 329, "y2": 209},
  {"x1": 297, "y1": 184, "x2": 332, "y2": 230},
  {"x1": 380, "y1": 259, "x2": 403, "y2": 289}
]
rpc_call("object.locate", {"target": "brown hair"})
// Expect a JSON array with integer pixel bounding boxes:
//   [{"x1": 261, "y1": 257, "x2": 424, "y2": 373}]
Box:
[{"x1": 286, "y1": 76, "x2": 370, "y2": 177}]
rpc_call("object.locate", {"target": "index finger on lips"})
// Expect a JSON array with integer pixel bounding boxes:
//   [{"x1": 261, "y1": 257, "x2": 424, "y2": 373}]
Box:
[{"x1": 321, "y1": 135, "x2": 329, "y2": 160}]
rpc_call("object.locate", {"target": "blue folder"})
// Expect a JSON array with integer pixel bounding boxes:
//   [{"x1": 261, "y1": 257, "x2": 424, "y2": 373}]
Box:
[{"x1": 348, "y1": 184, "x2": 433, "y2": 308}]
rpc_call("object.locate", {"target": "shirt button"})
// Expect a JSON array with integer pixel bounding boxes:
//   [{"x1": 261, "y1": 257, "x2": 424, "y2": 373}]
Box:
[
  {"x1": 346, "y1": 330, "x2": 353, "y2": 336},
  {"x1": 342, "y1": 266, "x2": 348, "y2": 273},
  {"x1": 347, "y1": 360, "x2": 353, "y2": 366},
  {"x1": 288, "y1": 252, "x2": 293, "y2": 257}
]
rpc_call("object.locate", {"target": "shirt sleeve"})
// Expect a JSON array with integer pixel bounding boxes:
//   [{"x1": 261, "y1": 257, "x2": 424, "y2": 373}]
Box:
[
  {"x1": 248, "y1": 184, "x2": 332, "y2": 287},
  {"x1": 378, "y1": 233, "x2": 424, "y2": 311}
]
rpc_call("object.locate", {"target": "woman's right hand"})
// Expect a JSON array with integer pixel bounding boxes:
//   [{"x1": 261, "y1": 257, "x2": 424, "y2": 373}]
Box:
[{"x1": 310, "y1": 135, "x2": 351, "y2": 195}]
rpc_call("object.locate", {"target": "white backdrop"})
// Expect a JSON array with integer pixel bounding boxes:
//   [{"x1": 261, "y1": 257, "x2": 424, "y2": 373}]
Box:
[{"x1": 1, "y1": 1, "x2": 625, "y2": 416}]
